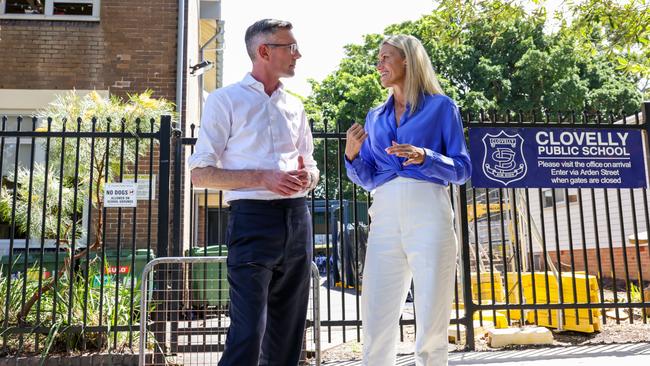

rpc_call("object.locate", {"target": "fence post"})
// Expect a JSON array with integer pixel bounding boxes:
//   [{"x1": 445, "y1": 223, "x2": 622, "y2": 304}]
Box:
[
  {"x1": 157, "y1": 115, "x2": 172, "y2": 258},
  {"x1": 153, "y1": 115, "x2": 172, "y2": 362},
  {"x1": 643, "y1": 102, "x2": 650, "y2": 188},
  {"x1": 456, "y1": 184, "x2": 476, "y2": 350},
  {"x1": 643, "y1": 101, "x2": 650, "y2": 137},
  {"x1": 169, "y1": 122, "x2": 183, "y2": 352},
  {"x1": 171, "y1": 125, "x2": 183, "y2": 257}
]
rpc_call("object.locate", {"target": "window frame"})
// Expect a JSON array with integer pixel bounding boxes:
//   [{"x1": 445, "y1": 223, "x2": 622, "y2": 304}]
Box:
[
  {"x1": 542, "y1": 188, "x2": 564, "y2": 208},
  {"x1": 542, "y1": 188, "x2": 578, "y2": 208},
  {"x1": 0, "y1": 113, "x2": 90, "y2": 251},
  {"x1": 0, "y1": 0, "x2": 100, "y2": 21}
]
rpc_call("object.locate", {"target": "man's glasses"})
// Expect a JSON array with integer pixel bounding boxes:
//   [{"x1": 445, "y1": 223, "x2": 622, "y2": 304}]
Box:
[{"x1": 266, "y1": 43, "x2": 299, "y2": 55}]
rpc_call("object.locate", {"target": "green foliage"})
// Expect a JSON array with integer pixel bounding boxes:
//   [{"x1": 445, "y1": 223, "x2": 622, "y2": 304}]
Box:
[
  {"x1": 306, "y1": 34, "x2": 386, "y2": 127},
  {"x1": 0, "y1": 262, "x2": 143, "y2": 354},
  {"x1": 562, "y1": 0, "x2": 650, "y2": 92},
  {"x1": 304, "y1": 0, "x2": 646, "y2": 198},
  {"x1": 0, "y1": 90, "x2": 175, "y2": 244},
  {"x1": 37, "y1": 90, "x2": 176, "y2": 190},
  {"x1": 629, "y1": 282, "x2": 642, "y2": 303},
  {"x1": 0, "y1": 164, "x2": 84, "y2": 242},
  {"x1": 307, "y1": 0, "x2": 644, "y2": 120}
]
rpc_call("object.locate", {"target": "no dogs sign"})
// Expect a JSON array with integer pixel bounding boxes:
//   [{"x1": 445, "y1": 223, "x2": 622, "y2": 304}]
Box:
[{"x1": 104, "y1": 182, "x2": 138, "y2": 207}]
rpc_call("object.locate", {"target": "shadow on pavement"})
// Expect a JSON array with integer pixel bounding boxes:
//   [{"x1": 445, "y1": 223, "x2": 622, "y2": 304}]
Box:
[{"x1": 448, "y1": 343, "x2": 650, "y2": 365}]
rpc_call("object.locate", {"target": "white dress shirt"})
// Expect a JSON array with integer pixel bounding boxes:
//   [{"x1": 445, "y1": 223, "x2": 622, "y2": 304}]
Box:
[{"x1": 188, "y1": 73, "x2": 319, "y2": 203}]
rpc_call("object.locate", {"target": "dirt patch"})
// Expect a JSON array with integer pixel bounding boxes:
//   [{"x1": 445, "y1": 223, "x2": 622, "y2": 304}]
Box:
[
  {"x1": 554, "y1": 322, "x2": 650, "y2": 345},
  {"x1": 322, "y1": 341, "x2": 363, "y2": 363}
]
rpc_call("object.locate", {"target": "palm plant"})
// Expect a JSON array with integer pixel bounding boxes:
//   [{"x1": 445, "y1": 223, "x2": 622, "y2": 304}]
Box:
[{"x1": 0, "y1": 90, "x2": 175, "y2": 323}]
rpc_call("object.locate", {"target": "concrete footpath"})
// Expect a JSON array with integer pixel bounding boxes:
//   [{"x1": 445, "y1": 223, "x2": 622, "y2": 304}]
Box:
[
  {"x1": 324, "y1": 342, "x2": 650, "y2": 365},
  {"x1": 318, "y1": 278, "x2": 650, "y2": 365}
]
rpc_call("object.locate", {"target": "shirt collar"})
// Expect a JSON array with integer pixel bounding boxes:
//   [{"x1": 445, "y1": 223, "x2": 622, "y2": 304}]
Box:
[
  {"x1": 241, "y1": 73, "x2": 285, "y2": 94},
  {"x1": 377, "y1": 95, "x2": 394, "y2": 114}
]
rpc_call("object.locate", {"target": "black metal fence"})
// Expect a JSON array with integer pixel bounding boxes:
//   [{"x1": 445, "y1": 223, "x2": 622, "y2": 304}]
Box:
[
  {"x1": 234, "y1": 104, "x2": 649, "y2": 349},
  {"x1": 3, "y1": 102, "x2": 650, "y2": 357},
  {"x1": 458, "y1": 103, "x2": 650, "y2": 347},
  {"x1": 0, "y1": 115, "x2": 171, "y2": 355}
]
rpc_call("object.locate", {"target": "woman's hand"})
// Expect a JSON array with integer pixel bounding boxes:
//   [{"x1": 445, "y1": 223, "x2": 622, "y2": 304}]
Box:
[
  {"x1": 385, "y1": 141, "x2": 426, "y2": 166},
  {"x1": 345, "y1": 123, "x2": 368, "y2": 161}
]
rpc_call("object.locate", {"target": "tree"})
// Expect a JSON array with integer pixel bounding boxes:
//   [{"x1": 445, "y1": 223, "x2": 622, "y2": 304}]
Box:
[
  {"x1": 307, "y1": 0, "x2": 643, "y2": 116},
  {"x1": 305, "y1": 0, "x2": 644, "y2": 199},
  {"x1": 305, "y1": 35, "x2": 386, "y2": 200},
  {"x1": 560, "y1": 0, "x2": 650, "y2": 98}
]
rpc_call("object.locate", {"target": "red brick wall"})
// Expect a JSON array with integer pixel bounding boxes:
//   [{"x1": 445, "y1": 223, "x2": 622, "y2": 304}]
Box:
[
  {"x1": 545, "y1": 245, "x2": 650, "y2": 283},
  {"x1": 0, "y1": 0, "x2": 180, "y2": 252},
  {"x1": 196, "y1": 207, "x2": 206, "y2": 248},
  {"x1": 0, "y1": 0, "x2": 179, "y2": 100}
]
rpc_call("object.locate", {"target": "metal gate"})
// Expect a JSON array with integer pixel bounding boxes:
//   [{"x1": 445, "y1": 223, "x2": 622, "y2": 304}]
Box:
[{"x1": 138, "y1": 256, "x2": 321, "y2": 366}]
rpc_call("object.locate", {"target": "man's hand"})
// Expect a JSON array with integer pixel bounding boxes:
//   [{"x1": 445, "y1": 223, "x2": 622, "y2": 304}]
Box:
[
  {"x1": 288, "y1": 156, "x2": 313, "y2": 192},
  {"x1": 261, "y1": 169, "x2": 305, "y2": 196}
]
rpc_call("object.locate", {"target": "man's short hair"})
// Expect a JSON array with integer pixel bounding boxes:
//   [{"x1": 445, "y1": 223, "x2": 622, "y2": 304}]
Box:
[{"x1": 245, "y1": 19, "x2": 293, "y2": 61}]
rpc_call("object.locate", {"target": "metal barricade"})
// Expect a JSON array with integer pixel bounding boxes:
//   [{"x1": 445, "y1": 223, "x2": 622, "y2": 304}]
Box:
[{"x1": 138, "y1": 256, "x2": 321, "y2": 365}]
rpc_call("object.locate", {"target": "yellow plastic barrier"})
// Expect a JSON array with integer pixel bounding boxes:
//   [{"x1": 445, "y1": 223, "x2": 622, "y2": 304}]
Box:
[
  {"x1": 466, "y1": 271, "x2": 601, "y2": 332},
  {"x1": 470, "y1": 272, "x2": 505, "y2": 303},
  {"x1": 473, "y1": 310, "x2": 509, "y2": 328},
  {"x1": 527, "y1": 309, "x2": 601, "y2": 333},
  {"x1": 505, "y1": 271, "x2": 601, "y2": 333}
]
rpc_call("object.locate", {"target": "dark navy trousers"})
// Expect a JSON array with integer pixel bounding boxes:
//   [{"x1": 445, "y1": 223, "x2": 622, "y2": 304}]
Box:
[{"x1": 218, "y1": 198, "x2": 313, "y2": 366}]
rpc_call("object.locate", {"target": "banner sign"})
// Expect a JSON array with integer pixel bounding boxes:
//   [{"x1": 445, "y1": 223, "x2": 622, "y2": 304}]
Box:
[{"x1": 469, "y1": 127, "x2": 648, "y2": 188}]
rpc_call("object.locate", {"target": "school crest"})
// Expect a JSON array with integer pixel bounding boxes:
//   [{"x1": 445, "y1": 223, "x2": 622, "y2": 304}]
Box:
[{"x1": 482, "y1": 131, "x2": 527, "y2": 186}]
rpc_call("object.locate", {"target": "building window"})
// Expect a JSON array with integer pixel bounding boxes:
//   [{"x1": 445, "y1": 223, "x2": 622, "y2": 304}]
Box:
[
  {"x1": 0, "y1": 116, "x2": 39, "y2": 241},
  {"x1": 0, "y1": 0, "x2": 100, "y2": 20},
  {"x1": 207, "y1": 208, "x2": 229, "y2": 245},
  {"x1": 542, "y1": 189, "x2": 577, "y2": 208}
]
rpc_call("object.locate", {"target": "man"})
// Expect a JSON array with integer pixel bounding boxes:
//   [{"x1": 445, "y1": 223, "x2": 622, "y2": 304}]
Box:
[{"x1": 188, "y1": 19, "x2": 319, "y2": 366}]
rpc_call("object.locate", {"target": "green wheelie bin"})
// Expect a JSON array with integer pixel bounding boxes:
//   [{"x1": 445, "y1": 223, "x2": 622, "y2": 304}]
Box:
[
  {"x1": 1, "y1": 250, "x2": 67, "y2": 281},
  {"x1": 186, "y1": 245, "x2": 229, "y2": 308},
  {"x1": 81, "y1": 248, "x2": 155, "y2": 289}
]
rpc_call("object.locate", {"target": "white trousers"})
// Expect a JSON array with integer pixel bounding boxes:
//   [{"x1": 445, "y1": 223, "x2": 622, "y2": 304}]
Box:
[{"x1": 362, "y1": 177, "x2": 458, "y2": 366}]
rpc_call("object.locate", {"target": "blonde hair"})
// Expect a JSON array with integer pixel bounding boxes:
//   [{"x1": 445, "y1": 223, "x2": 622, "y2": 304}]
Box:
[{"x1": 382, "y1": 35, "x2": 444, "y2": 113}]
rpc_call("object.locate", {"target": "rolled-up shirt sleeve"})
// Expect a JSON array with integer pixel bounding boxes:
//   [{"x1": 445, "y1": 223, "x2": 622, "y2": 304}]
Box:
[
  {"x1": 345, "y1": 118, "x2": 377, "y2": 191},
  {"x1": 297, "y1": 108, "x2": 319, "y2": 178},
  {"x1": 188, "y1": 92, "x2": 231, "y2": 171},
  {"x1": 418, "y1": 100, "x2": 472, "y2": 185}
]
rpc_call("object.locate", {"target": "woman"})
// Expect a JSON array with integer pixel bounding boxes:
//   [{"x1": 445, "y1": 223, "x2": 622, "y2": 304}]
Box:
[{"x1": 344, "y1": 35, "x2": 471, "y2": 366}]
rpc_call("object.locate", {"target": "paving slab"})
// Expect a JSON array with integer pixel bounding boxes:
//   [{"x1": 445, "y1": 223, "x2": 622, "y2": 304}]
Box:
[{"x1": 322, "y1": 342, "x2": 650, "y2": 365}]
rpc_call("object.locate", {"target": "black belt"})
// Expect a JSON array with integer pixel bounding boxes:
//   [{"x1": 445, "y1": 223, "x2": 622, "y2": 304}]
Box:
[{"x1": 229, "y1": 197, "x2": 306, "y2": 210}]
